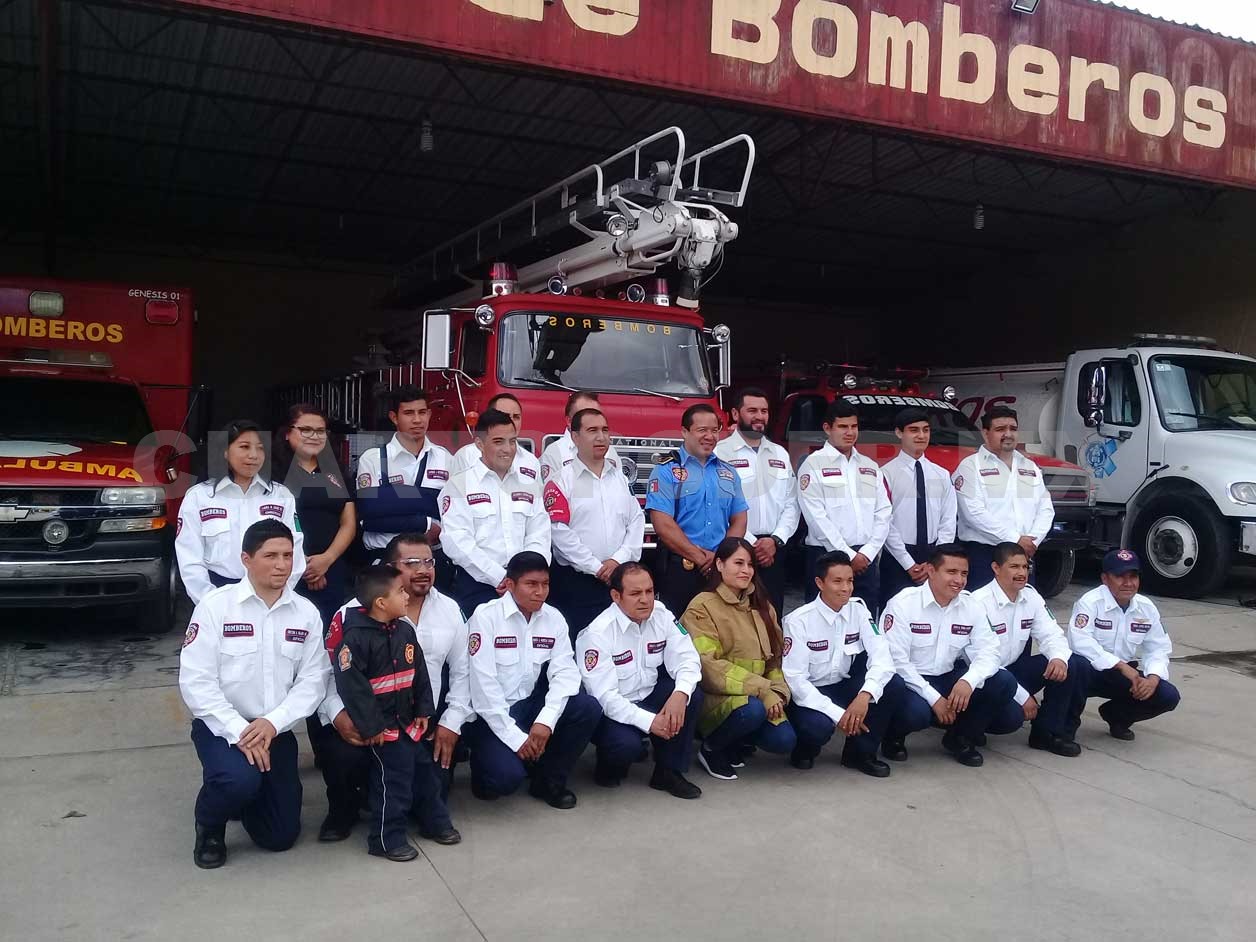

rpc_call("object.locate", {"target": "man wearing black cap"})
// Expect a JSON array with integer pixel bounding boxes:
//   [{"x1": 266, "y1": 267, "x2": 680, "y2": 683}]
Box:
[{"x1": 1068, "y1": 549, "x2": 1180, "y2": 741}]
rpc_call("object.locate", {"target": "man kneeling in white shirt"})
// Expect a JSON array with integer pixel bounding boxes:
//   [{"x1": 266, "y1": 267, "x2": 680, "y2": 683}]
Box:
[{"x1": 577, "y1": 562, "x2": 703, "y2": 799}]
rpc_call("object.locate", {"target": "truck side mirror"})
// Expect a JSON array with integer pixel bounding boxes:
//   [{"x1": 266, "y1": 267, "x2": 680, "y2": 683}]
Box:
[
  {"x1": 1086, "y1": 409, "x2": 1103, "y2": 429},
  {"x1": 423, "y1": 311, "x2": 452, "y2": 371},
  {"x1": 1087, "y1": 365, "x2": 1107, "y2": 411}
]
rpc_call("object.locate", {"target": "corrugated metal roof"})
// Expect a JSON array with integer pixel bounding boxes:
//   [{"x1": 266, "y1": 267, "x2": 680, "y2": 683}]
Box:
[{"x1": 1087, "y1": 1, "x2": 1256, "y2": 47}]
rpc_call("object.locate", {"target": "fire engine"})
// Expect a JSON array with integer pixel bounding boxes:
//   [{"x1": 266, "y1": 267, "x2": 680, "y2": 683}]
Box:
[
  {"x1": 0, "y1": 278, "x2": 204, "y2": 631},
  {"x1": 751, "y1": 360, "x2": 1095, "y2": 598},
  {"x1": 275, "y1": 127, "x2": 752, "y2": 533}
]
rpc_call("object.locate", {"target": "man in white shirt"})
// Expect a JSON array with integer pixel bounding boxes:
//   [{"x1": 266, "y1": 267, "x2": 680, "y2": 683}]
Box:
[
  {"x1": 179, "y1": 519, "x2": 329, "y2": 869},
  {"x1": 1069, "y1": 549, "x2": 1180, "y2": 741},
  {"x1": 544, "y1": 407, "x2": 644, "y2": 638},
  {"x1": 314, "y1": 532, "x2": 468, "y2": 846},
  {"x1": 952, "y1": 406, "x2": 1054, "y2": 591},
  {"x1": 715, "y1": 387, "x2": 800, "y2": 618},
  {"x1": 782, "y1": 551, "x2": 923, "y2": 777},
  {"x1": 463, "y1": 552, "x2": 602, "y2": 809},
  {"x1": 972, "y1": 542, "x2": 1090, "y2": 757},
  {"x1": 452, "y1": 392, "x2": 543, "y2": 478},
  {"x1": 439, "y1": 409, "x2": 551, "y2": 617},
  {"x1": 577, "y1": 562, "x2": 703, "y2": 799},
  {"x1": 354, "y1": 386, "x2": 452, "y2": 572},
  {"x1": 539, "y1": 390, "x2": 621, "y2": 482},
  {"x1": 881, "y1": 544, "x2": 1016, "y2": 767},
  {"x1": 880, "y1": 407, "x2": 957, "y2": 610},
  {"x1": 798, "y1": 398, "x2": 891, "y2": 610}
]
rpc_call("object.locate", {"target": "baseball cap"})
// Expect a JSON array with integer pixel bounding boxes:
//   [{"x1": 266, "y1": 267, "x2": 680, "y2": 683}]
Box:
[{"x1": 1102, "y1": 548, "x2": 1141, "y2": 575}]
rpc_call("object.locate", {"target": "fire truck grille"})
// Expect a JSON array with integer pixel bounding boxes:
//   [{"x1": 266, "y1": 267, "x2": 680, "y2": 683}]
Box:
[
  {"x1": 0, "y1": 487, "x2": 101, "y2": 507},
  {"x1": 1043, "y1": 471, "x2": 1090, "y2": 507},
  {"x1": 609, "y1": 437, "x2": 682, "y2": 502}
]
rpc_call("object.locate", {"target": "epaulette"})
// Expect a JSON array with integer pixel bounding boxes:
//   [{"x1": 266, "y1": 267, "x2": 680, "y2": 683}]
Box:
[{"x1": 658, "y1": 451, "x2": 682, "y2": 465}]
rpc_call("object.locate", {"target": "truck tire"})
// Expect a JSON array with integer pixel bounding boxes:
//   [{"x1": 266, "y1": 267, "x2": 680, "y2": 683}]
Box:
[
  {"x1": 1033, "y1": 548, "x2": 1075, "y2": 599},
  {"x1": 140, "y1": 559, "x2": 177, "y2": 634},
  {"x1": 1130, "y1": 494, "x2": 1230, "y2": 599}
]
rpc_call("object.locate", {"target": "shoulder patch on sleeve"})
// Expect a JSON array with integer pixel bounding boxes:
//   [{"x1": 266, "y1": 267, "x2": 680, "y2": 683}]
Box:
[
  {"x1": 953, "y1": 475, "x2": 964, "y2": 490},
  {"x1": 543, "y1": 480, "x2": 571, "y2": 524},
  {"x1": 468, "y1": 632, "x2": 482, "y2": 656},
  {"x1": 338, "y1": 645, "x2": 352, "y2": 671},
  {"x1": 357, "y1": 473, "x2": 371, "y2": 488},
  {"x1": 1074, "y1": 613, "x2": 1089, "y2": 628},
  {"x1": 782, "y1": 636, "x2": 792, "y2": 656},
  {"x1": 584, "y1": 649, "x2": 599, "y2": 671},
  {"x1": 182, "y1": 622, "x2": 199, "y2": 648}
]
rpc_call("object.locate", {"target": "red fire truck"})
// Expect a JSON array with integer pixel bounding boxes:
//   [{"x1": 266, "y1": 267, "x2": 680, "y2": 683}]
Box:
[
  {"x1": 756, "y1": 361, "x2": 1095, "y2": 597},
  {"x1": 0, "y1": 278, "x2": 202, "y2": 631},
  {"x1": 275, "y1": 128, "x2": 751, "y2": 527}
]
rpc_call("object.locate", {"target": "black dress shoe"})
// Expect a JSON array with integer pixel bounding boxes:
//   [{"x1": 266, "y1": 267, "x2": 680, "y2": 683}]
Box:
[
  {"x1": 193, "y1": 824, "x2": 227, "y2": 869},
  {"x1": 594, "y1": 762, "x2": 628, "y2": 788},
  {"x1": 529, "y1": 779, "x2": 578, "y2": 810},
  {"x1": 420, "y1": 827, "x2": 462, "y2": 846},
  {"x1": 789, "y1": 751, "x2": 814, "y2": 770},
  {"x1": 649, "y1": 765, "x2": 702, "y2": 799},
  {"x1": 941, "y1": 731, "x2": 984, "y2": 767},
  {"x1": 318, "y1": 815, "x2": 355, "y2": 843},
  {"x1": 841, "y1": 752, "x2": 892, "y2": 778},
  {"x1": 1028, "y1": 730, "x2": 1082, "y2": 757},
  {"x1": 369, "y1": 842, "x2": 419, "y2": 862},
  {"x1": 881, "y1": 738, "x2": 908, "y2": 762},
  {"x1": 1099, "y1": 703, "x2": 1136, "y2": 740}
]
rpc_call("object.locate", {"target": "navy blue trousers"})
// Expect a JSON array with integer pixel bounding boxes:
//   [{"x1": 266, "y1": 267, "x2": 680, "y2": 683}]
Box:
[
  {"x1": 450, "y1": 566, "x2": 501, "y2": 620},
  {"x1": 591, "y1": 671, "x2": 704, "y2": 774},
  {"x1": 462, "y1": 676, "x2": 602, "y2": 795},
  {"x1": 550, "y1": 563, "x2": 612, "y2": 642},
  {"x1": 190, "y1": 720, "x2": 301, "y2": 851},
  {"x1": 987, "y1": 650, "x2": 1093, "y2": 738},
  {"x1": 1086, "y1": 662, "x2": 1181, "y2": 729},
  {"x1": 314, "y1": 721, "x2": 452, "y2": 838},
  {"x1": 787, "y1": 662, "x2": 920, "y2": 760},
  {"x1": 914, "y1": 663, "x2": 1018, "y2": 741},
  {"x1": 704, "y1": 698, "x2": 798, "y2": 756},
  {"x1": 805, "y1": 544, "x2": 879, "y2": 613}
]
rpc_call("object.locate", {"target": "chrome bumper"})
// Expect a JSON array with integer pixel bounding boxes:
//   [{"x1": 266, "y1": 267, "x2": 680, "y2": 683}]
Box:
[{"x1": 0, "y1": 556, "x2": 166, "y2": 606}]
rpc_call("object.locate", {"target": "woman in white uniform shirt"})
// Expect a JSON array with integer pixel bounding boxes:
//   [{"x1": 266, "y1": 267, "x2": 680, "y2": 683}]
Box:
[{"x1": 176, "y1": 419, "x2": 306, "y2": 604}]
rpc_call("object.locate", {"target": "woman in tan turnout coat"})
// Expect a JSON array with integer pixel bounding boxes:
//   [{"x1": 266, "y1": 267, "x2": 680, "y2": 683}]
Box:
[{"x1": 681, "y1": 537, "x2": 797, "y2": 780}]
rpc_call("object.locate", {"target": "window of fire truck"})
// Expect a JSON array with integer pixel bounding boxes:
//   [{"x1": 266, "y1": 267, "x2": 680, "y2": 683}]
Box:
[
  {"x1": 497, "y1": 312, "x2": 712, "y2": 397},
  {"x1": 848, "y1": 400, "x2": 983, "y2": 448},
  {"x1": 0, "y1": 377, "x2": 154, "y2": 445}
]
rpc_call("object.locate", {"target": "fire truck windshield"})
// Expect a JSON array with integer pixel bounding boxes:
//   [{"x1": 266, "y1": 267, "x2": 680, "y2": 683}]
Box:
[
  {"x1": 843, "y1": 397, "x2": 983, "y2": 447},
  {"x1": 0, "y1": 377, "x2": 154, "y2": 445},
  {"x1": 498, "y1": 312, "x2": 712, "y2": 397}
]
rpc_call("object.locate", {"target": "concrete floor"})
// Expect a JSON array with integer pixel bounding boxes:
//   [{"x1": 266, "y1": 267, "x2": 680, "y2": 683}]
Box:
[{"x1": 1, "y1": 577, "x2": 1254, "y2": 941}]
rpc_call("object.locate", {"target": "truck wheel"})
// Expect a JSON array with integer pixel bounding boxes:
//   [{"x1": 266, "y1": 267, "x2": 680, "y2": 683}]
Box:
[
  {"x1": 1033, "y1": 548, "x2": 1075, "y2": 599},
  {"x1": 1131, "y1": 494, "x2": 1230, "y2": 599},
  {"x1": 140, "y1": 559, "x2": 177, "y2": 634}
]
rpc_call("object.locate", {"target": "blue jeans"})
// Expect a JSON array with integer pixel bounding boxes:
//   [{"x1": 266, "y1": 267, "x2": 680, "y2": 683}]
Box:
[{"x1": 703, "y1": 697, "x2": 797, "y2": 756}]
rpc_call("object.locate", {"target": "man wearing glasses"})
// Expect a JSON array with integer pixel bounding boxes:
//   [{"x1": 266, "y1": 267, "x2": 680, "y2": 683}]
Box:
[{"x1": 313, "y1": 532, "x2": 467, "y2": 845}]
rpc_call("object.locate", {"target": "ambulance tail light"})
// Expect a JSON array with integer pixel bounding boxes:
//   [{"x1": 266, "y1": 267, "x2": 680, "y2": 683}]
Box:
[
  {"x1": 145, "y1": 299, "x2": 180, "y2": 324},
  {"x1": 28, "y1": 291, "x2": 64, "y2": 317}
]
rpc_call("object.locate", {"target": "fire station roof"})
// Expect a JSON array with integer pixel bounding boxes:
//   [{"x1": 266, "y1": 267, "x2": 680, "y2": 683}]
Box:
[{"x1": 1, "y1": 0, "x2": 1231, "y2": 305}]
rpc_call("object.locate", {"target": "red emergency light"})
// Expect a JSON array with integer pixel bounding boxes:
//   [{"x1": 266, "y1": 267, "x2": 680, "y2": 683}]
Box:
[
  {"x1": 485, "y1": 262, "x2": 518, "y2": 298},
  {"x1": 145, "y1": 299, "x2": 179, "y2": 324}
]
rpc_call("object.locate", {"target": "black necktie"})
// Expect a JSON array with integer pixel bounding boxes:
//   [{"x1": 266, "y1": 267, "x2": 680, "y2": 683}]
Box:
[{"x1": 914, "y1": 459, "x2": 928, "y2": 548}]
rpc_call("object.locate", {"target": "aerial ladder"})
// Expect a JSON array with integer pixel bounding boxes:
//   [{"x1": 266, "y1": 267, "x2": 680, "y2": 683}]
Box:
[{"x1": 390, "y1": 126, "x2": 756, "y2": 310}]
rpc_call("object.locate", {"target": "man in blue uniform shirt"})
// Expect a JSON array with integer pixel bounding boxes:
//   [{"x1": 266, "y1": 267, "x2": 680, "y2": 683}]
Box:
[{"x1": 645, "y1": 404, "x2": 748, "y2": 616}]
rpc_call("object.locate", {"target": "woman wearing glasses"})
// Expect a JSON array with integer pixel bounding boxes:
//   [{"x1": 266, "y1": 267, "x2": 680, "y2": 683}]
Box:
[
  {"x1": 274, "y1": 403, "x2": 357, "y2": 627},
  {"x1": 175, "y1": 418, "x2": 306, "y2": 604}
]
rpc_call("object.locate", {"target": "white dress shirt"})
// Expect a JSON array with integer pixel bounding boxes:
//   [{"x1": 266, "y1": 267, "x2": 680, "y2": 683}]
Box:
[
  {"x1": 1069, "y1": 585, "x2": 1173, "y2": 680},
  {"x1": 881, "y1": 583, "x2": 1002, "y2": 705},
  {"x1": 714, "y1": 430, "x2": 800, "y2": 543},
  {"x1": 466, "y1": 594, "x2": 581, "y2": 752},
  {"x1": 319, "y1": 587, "x2": 476, "y2": 733},
  {"x1": 355, "y1": 433, "x2": 453, "y2": 550},
  {"x1": 438, "y1": 459, "x2": 551, "y2": 589},
  {"x1": 452, "y1": 441, "x2": 542, "y2": 480},
  {"x1": 882, "y1": 450, "x2": 957, "y2": 570},
  {"x1": 540, "y1": 430, "x2": 622, "y2": 482},
  {"x1": 798, "y1": 443, "x2": 892, "y2": 557},
  {"x1": 179, "y1": 580, "x2": 329, "y2": 744},
  {"x1": 175, "y1": 476, "x2": 306, "y2": 604},
  {"x1": 781, "y1": 596, "x2": 893, "y2": 725},
  {"x1": 544, "y1": 453, "x2": 644, "y2": 575},
  {"x1": 952, "y1": 446, "x2": 1054, "y2": 546},
  {"x1": 970, "y1": 580, "x2": 1073, "y2": 705},
  {"x1": 576, "y1": 601, "x2": 700, "y2": 732}
]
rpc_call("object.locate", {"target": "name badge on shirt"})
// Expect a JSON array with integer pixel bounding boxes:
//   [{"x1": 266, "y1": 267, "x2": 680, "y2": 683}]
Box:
[
  {"x1": 1017, "y1": 468, "x2": 1038, "y2": 478},
  {"x1": 951, "y1": 624, "x2": 973, "y2": 636},
  {"x1": 259, "y1": 503, "x2": 284, "y2": 518},
  {"x1": 495, "y1": 636, "x2": 517, "y2": 648},
  {"x1": 532, "y1": 636, "x2": 555, "y2": 649},
  {"x1": 519, "y1": 466, "x2": 537, "y2": 479},
  {"x1": 806, "y1": 640, "x2": 829, "y2": 651},
  {"x1": 199, "y1": 507, "x2": 227, "y2": 521},
  {"x1": 991, "y1": 622, "x2": 1007, "y2": 635},
  {"x1": 843, "y1": 632, "x2": 860, "y2": 645},
  {"x1": 284, "y1": 628, "x2": 308, "y2": 643},
  {"x1": 612, "y1": 650, "x2": 633, "y2": 665},
  {"x1": 729, "y1": 459, "x2": 750, "y2": 468},
  {"x1": 426, "y1": 469, "x2": 449, "y2": 482},
  {"x1": 223, "y1": 623, "x2": 254, "y2": 637},
  {"x1": 910, "y1": 623, "x2": 932, "y2": 634},
  {"x1": 821, "y1": 468, "x2": 842, "y2": 478},
  {"x1": 1130, "y1": 622, "x2": 1152, "y2": 634},
  {"x1": 768, "y1": 458, "x2": 786, "y2": 470},
  {"x1": 511, "y1": 491, "x2": 535, "y2": 504},
  {"x1": 979, "y1": 468, "x2": 1001, "y2": 477},
  {"x1": 647, "y1": 640, "x2": 667, "y2": 654},
  {"x1": 1095, "y1": 619, "x2": 1114, "y2": 630},
  {"x1": 717, "y1": 468, "x2": 735, "y2": 481},
  {"x1": 387, "y1": 475, "x2": 405, "y2": 485},
  {"x1": 1019, "y1": 618, "x2": 1034, "y2": 631},
  {"x1": 467, "y1": 492, "x2": 492, "y2": 506},
  {"x1": 858, "y1": 466, "x2": 876, "y2": 476}
]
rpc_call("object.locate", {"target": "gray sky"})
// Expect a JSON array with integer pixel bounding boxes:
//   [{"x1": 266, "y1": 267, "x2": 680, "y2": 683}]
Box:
[{"x1": 1105, "y1": 1, "x2": 1256, "y2": 42}]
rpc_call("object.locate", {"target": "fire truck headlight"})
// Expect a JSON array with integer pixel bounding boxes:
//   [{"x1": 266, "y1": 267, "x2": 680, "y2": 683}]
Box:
[
  {"x1": 605, "y1": 213, "x2": 629, "y2": 238},
  {"x1": 547, "y1": 276, "x2": 568, "y2": 296},
  {"x1": 101, "y1": 486, "x2": 165, "y2": 507},
  {"x1": 711, "y1": 323, "x2": 731, "y2": 344},
  {"x1": 625, "y1": 283, "x2": 646, "y2": 303},
  {"x1": 942, "y1": 385, "x2": 958, "y2": 402},
  {"x1": 842, "y1": 373, "x2": 858, "y2": 389},
  {"x1": 474, "y1": 304, "x2": 496, "y2": 327}
]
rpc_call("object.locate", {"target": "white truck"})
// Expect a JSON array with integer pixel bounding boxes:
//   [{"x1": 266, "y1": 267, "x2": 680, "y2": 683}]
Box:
[{"x1": 933, "y1": 335, "x2": 1256, "y2": 598}]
